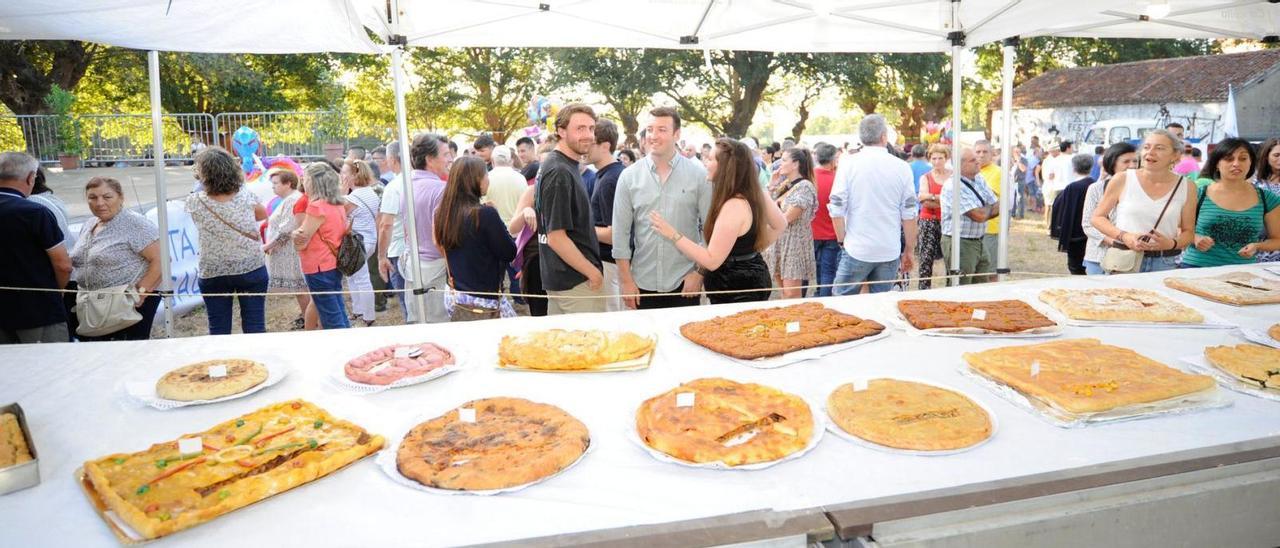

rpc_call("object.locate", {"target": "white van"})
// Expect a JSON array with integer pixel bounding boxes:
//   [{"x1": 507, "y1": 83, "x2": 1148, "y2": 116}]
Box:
[{"x1": 1081, "y1": 119, "x2": 1159, "y2": 148}]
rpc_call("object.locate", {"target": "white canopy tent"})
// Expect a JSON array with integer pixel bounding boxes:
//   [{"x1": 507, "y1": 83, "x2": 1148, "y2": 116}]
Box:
[{"x1": 2, "y1": 0, "x2": 1271, "y2": 327}]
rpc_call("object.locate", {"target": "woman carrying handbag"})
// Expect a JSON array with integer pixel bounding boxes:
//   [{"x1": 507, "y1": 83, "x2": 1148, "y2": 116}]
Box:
[
  {"x1": 435, "y1": 156, "x2": 518, "y2": 321},
  {"x1": 1090, "y1": 129, "x2": 1197, "y2": 274}
]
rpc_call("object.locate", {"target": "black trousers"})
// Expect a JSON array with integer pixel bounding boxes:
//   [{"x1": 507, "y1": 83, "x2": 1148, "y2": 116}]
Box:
[
  {"x1": 638, "y1": 286, "x2": 700, "y2": 309},
  {"x1": 1066, "y1": 240, "x2": 1087, "y2": 276}
]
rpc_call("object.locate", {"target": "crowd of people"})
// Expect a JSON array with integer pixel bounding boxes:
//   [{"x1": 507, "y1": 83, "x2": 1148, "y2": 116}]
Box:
[{"x1": 3, "y1": 112, "x2": 1278, "y2": 344}]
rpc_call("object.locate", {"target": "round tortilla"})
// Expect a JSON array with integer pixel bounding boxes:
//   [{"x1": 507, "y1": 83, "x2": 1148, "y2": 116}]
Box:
[
  {"x1": 827, "y1": 379, "x2": 992, "y2": 451},
  {"x1": 155, "y1": 359, "x2": 268, "y2": 401}
]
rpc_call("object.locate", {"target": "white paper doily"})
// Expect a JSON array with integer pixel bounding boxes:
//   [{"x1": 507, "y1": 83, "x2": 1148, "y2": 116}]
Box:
[
  {"x1": 628, "y1": 394, "x2": 825, "y2": 470},
  {"x1": 822, "y1": 377, "x2": 999, "y2": 456},
  {"x1": 121, "y1": 361, "x2": 288, "y2": 410},
  {"x1": 328, "y1": 347, "x2": 466, "y2": 395}
]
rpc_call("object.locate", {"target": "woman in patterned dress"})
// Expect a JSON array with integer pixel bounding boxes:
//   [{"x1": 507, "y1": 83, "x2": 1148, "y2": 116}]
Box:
[
  {"x1": 764, "y1": 148, "x2": 817, "y2": 299},
  {"x1": 261, "y1": 169, "x2": 310, "y2": 330}
]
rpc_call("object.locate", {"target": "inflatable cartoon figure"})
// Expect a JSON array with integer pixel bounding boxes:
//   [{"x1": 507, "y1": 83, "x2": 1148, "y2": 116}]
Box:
[{"x1": 230, "y1": 126, "x2": 302, "y2": 205}]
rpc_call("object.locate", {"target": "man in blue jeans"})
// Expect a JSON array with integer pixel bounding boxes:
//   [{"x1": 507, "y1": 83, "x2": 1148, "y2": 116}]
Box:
[
  {"x1": 810, "y1": 142, "x2": 841, "y2": 296},
  {"x1": 827, "y1": 115, "x2": 918, "y2": 295}
]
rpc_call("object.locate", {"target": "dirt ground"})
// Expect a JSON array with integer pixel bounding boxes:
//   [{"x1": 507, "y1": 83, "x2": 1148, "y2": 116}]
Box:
[{"x1": 154, "y1": 218, "x2": 1066, "y2": 338}]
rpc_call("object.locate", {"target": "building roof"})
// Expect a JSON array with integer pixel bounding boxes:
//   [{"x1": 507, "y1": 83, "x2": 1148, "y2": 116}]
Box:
[{"x1": 1008, "y1": 49, "x2": 1280, "y2": 109}]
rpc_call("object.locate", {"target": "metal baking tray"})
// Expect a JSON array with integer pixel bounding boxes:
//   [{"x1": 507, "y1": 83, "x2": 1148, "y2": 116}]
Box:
[{"x1": 0, "y1": 402, "x2": 40, "y2": 495}]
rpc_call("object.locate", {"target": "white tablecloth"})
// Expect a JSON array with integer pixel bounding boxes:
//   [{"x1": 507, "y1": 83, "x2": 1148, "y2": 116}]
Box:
[{"x1": 1, "y1": 264, "x2": 1278, "y2": 547}]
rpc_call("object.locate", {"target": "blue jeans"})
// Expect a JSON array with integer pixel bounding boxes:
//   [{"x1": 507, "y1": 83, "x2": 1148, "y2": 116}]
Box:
[
  {"x1": 389, "y1": 256, "x2": 407, "y2": 321},
  {"x1": 1083, "y1": 260, "x2": 1105, "y2": 275},
  {"x1": 813, "y1": 240, "x2": 841, "y2": 297},
  {"x1": 1140, "y1": 255, "x2": 1180, "y2": 273},
  {"x1": 833, "y1": 251, "x2": 900, "y2": 295},
  {"x1": 305, "y1": 269, "x2": 350, "y2": 329},
  {"x1": 199, "y1": 265, "x2": 268, "y2": 335}
]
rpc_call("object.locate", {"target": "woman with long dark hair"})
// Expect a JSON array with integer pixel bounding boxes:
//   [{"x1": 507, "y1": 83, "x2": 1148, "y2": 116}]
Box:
[
  {"x1": 649, "y1": 138, "x2": 786, "y2": 304},
  {"x1": 763, "y1": 147, "x2": 817, "y2": 298},
  {"x1": 435, "y1": 156, "x2": 516, "y2": 321},
  {"x1": 1181, "y1": 138, "x2": 1280, "y2": 267}
]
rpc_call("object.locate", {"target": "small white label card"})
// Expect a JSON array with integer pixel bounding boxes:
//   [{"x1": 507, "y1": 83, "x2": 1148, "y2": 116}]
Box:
[
  {"x1": 971, "y1": 309, "x2": 987, "y2": 321},
  {"x1": 394, "y1": 346, "x2": 422, "y2": 359},
  {"x1": 368, "y1": 360, "x2": 393, "y2": 375},
  {"x1": 457, "y1": 407, "x2": 476, "y2": 423},
  {"x1": 676, "y1": 392, "x2": 696, "y2": 407},
  {"x1": 853, "y1": 379, "x2": 869, "y2": 391},
  {"x1": 1248, "y1": 278, "x2": 1267, "y2": 288},
  {"x1": 785, "y1": 321, "x2": 801, "y2": 333},
  {"x1": 1092, "y1": 295, "x2": 1109, "y2": 305},
  {"x1": 207, "y1": 364, "x2": 227, "y2": 378},
  {"x1": 1030, "y1": 360, "x2": 1041, "y2": 377},
  {"x1": 178, "y1": 437, "x2": 203, "y2": 455}
]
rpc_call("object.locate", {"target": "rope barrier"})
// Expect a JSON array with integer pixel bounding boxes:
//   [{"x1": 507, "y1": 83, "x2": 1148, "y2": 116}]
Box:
[{"x1": 0, "y1": 271, "x2": 1067, "y2": 299}]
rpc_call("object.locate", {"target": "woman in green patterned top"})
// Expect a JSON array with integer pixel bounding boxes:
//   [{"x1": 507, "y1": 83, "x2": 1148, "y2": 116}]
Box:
[{"x1": 1181, "y1": 138, "x2": 1280, "y2": 268}]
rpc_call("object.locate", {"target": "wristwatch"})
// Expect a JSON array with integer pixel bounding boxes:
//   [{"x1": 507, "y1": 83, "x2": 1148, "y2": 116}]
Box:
[{"x1": 671, "y1": 232, "x2": 684, "y2": 243}]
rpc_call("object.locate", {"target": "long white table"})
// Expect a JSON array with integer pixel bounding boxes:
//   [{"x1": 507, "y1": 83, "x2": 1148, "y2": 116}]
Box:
[{"x1": 1, "y1": 264, "x2": 1278, "y2": 547}]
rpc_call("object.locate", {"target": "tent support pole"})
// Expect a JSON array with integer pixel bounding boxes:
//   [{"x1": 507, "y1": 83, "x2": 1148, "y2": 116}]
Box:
[
  {"x1": 997, "y1": 36, "x2": 1017, "y2": 283},
  {"x1": 390, "y1": 45, "x2": 426, "y2": 324},
  {"x1": 947, "y1": 5, "x2": 964, "y2": 287},
  {"x1": 148, "y1": 50, "x2": 173, "y2": 338}
]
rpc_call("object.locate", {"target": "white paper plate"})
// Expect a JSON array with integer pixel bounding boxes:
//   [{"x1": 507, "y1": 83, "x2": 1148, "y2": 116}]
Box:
[
  {"x1": 376, "y1": 403, "x2": 591, "y2": 496},
  {"x1": 883, "y1": 300, "x2": 1063, "y2": 339},
  {"x1": 628, "y1": 393, "x2": 825, "y2": 470},
  {"x1": 822, "y1": 377, "x2": 999, "y2": 456},
  {"x1": 1240, "y1": 328, "x2": 1280, "y2": 350},
  {"x1": 1030, "y1": 289, "x2": 1236, "y2": 330},
  {"x1": 328, "y1": 345, "x2": 466, "y2": 395},
  {"x1": 1181, "y1": 354, "x2": 1280, "y2": 402},
  {"x1": 121, "y1": 360, "x2": 288, "y2": 410},
  {"x1": 959, "y1": 363, "x2": 1232, "y2": 428},
  {"x1": 674, "y1": 327, "x2": 890, "y2": 369}
]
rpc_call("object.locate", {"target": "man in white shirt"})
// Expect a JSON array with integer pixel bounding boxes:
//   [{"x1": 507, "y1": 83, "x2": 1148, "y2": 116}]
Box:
[
  {"x1": 375, "y1": 140, "x2": 409, "y2": 320},
  {"x1": 1043, "y1": 140, "x2": 1073, "y2": 227},
  {"x1": 483, "y1": 146, "x2": 527, "y2": 225},
  {"x1": 827, "y1": 114, "x2": 918, "y2": 295}
]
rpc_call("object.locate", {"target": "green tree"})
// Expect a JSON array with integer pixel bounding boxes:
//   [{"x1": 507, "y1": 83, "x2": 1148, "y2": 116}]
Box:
[
  {"x1": 0, "y1": 41, "x2": 99, "y2": 158},
  {"x1": 410, "y1": 48, "x2": 551, "y2": 142},
  {"x1": 552, "y1": 48, "x2": 676, "y2": 147},
  {"x1": 662, "y1": 50, "x2": 790, "y2": 138}
]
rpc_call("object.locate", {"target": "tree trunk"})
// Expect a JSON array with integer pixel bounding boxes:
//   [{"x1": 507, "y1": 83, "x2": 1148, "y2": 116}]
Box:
[
  {"x1": 857, "y1": 101, "x2": 878, "y2": 115},
  {"x1": 620, "y1": 112, "x2": 639, "y2": 149},
  {"x1": 0, "y1": 41, "x2": 95, "y2": 115},
  {"x1": 723, "y1": 73, "x2": 771, "y2": 139},
  {"x1": 790, "y1": 101, "x2": 810, "y2": 142}
]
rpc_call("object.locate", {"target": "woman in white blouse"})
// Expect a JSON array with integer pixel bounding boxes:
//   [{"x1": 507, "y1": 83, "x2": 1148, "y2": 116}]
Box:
[
  {"x1": 341, "y1": 159, "x2": 381, "y2": 326},
  {"x1": 70, "y1": 177, "x2": 163, "y2": 341}
]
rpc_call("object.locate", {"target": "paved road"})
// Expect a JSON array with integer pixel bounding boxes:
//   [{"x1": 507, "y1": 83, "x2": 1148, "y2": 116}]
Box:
[{"x1": 44, "y1": 165, "x2": 198, "y2": 222}]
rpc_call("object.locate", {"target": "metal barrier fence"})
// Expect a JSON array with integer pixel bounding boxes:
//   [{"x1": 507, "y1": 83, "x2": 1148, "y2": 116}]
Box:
[
  {"x1": 214, "y1": 111, "x2": 347, "y2": 161},
  {"x1": 1, "y1": 110, "x2": 348, "y2": 166},
  {"x1": 80, "y1": 113, "x2": 216, "y2": 166},
  {"x1": 0, "y1": 115, "x2": 63, "y2": 165}
]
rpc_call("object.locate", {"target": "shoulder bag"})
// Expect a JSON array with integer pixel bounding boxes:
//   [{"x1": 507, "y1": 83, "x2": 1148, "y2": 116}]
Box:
[
  {"x1": 319, "y1": 212, "x2": 367, "y2": 277},
  {"x1": 199, "y1": 197, "x2": 261, "y2": 242},
  {"x1": 1102, "y1": 176, "x2": 1184, "y2": 274},
  {"x1": 75, "y1": 284, "x2": 142, "y2": 337}
]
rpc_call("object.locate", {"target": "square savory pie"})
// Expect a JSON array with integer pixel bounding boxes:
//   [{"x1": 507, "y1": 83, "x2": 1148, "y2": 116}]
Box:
[
  {"x1": 1204, "y1": 344, "x2": 1280, "y2": 393},
  {"x1": 498, "y1": 330, "x2": 655, "y2": 370},
  {"x1": 1038, "y1": 288, "x2": 1204, "y2": 324},
  {"x1": 680, "y1": 302, "x2": 885, "y2": 360},
  {"x1": 0, "y1": 413, "x2": 33, "y2": 468},
  {"x1": 897, "y1": 299, "x2": 1057, "y2": 333},
  {"x1": 964, "y1": 339, "x2": 1215, "y2": 414},
  {"x1": 82, "y1": 400, "x2": 383, "y2": 540},
  {"x1": 636, "y1": 378, "x2": 814, "y2": 467},
  {"x1": 1163, "y1": 272, "x2": 1280, "y2": 306}
]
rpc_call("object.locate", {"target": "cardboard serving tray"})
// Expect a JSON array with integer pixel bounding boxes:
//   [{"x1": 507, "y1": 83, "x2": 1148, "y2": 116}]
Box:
[{"x1": 0, "y1": 402, "x2": 39, "y2": 496}]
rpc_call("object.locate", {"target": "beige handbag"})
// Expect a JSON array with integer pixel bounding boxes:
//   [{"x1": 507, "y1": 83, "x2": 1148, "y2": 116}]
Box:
[
  {"x1": 75, "y1": 284, "x2": 142, "y2": 337},
  {"x1": 1103, "y1": 176, "x2": 1184, "y2": 275}
]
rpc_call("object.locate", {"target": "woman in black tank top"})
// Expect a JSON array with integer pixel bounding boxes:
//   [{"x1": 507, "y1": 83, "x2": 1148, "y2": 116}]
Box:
[{"x1": 648, "y1": 138, "x2": 787, "y2": 304}]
